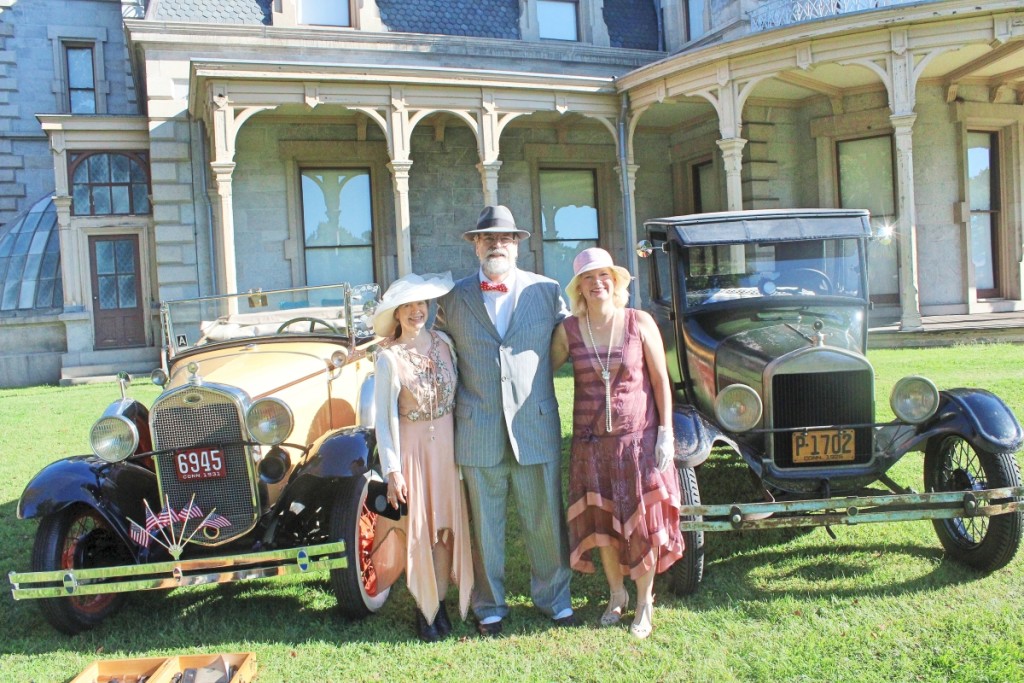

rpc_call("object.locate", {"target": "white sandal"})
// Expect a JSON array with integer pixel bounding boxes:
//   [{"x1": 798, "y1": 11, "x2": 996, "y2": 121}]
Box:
[
  {"x1": 630, "y1": 600, "x2": 653, "y2": 639},
  {"x1": 600, "y1": 589, "x2": 629, "y2": 626}
]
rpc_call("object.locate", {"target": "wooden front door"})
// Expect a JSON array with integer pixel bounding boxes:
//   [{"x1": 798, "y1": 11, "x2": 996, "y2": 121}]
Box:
[{"x1": 89, "y1": 235, "x2": 145, "y2": 349}]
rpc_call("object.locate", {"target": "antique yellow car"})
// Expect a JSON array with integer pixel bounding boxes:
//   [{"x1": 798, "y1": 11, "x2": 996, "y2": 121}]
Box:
[{"x1": 9, "y1": 283, "x2": 392, "y2": 633}]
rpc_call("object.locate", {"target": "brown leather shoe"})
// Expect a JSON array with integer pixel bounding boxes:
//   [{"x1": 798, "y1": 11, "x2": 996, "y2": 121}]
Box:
[
  {"x1": 553, "y1": 613, "x2": 579, "y2": 628},
  {"x1": 476, "y1": 619, "x2": 503, "y2": 637}
]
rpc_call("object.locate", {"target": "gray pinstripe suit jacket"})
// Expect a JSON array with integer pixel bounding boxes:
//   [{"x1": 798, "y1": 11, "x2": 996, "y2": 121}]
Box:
[{"x1": 438, "y1": 269, "x2": 568, "y2": 468}]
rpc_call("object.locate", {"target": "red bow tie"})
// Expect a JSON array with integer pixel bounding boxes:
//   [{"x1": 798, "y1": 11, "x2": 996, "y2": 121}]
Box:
[{"x1": 480, "y1": 281, "x2": 508, "y2": 293}]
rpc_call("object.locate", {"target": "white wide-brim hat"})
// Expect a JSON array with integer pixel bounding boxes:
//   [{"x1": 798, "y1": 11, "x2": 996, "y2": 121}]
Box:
[
  {"x1": 372, "y1": 272, "x2": 454, "y2": 337},
  {"x1": 565, "y1": 247, "x2": 632, "y2": 311},
  {"x1": 462, "y1": 204, "x2": 531, "y2": 241}
]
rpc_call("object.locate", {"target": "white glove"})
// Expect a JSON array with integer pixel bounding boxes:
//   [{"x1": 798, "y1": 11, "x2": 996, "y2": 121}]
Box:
[{"x1": 656, "y1": 426, "x2": 674, "y2": 471}]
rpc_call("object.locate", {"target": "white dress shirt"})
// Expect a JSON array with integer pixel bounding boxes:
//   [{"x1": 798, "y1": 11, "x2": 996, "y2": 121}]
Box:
[{"x1": 479, "y1": 268, "x2": 518, "y2": 337}]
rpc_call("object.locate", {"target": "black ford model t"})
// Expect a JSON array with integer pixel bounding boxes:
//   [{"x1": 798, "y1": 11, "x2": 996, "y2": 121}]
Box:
[
  {"x1": 639, "y1": 208, "x2": 1024, "y2": 594},
  {"x1": 9, "y1": 283, "x2": 393, "y2": 633}
]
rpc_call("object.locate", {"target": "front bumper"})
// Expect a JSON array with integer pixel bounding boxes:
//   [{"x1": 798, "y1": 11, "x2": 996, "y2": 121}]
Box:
[
  {"x1": 680, "y1": 486, "x2": 1024, "y2": 531},
  {"x1": 9, "y1": 541, "x2": 346, "y2": 600}
]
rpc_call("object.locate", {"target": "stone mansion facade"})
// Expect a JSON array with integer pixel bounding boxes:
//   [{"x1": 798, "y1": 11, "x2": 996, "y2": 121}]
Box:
[{"x1": 0, "y1": 0, "x2": 1022, "y2": 385}]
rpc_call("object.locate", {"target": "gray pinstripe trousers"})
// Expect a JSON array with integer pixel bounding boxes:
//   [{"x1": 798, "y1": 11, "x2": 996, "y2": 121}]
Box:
[{"x1": 462, "y1": 446, "x2": 573, "y2": 620}]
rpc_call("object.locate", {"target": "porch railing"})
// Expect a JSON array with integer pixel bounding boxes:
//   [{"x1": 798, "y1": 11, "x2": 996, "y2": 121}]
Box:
[{"x1": 748, "y1": 0, "x2": 928, "y2": 32}]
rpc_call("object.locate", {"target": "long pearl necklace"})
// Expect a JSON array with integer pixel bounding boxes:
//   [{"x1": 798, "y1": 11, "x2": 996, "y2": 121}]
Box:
[{"x1": 585, "y1": 310, "x2": 616, "y2": 432}]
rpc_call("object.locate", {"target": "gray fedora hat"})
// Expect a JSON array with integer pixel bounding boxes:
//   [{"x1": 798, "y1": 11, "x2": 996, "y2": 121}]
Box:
[{"x1": 462, "y1": 204, "x2": 531, "y2": 241}]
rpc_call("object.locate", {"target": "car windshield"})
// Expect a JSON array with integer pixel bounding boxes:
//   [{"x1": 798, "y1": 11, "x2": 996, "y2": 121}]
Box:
[
  {"x1": 161, "y1": 283, "x2": 379, "y2": 357},
  {"x1": 683, "y1": 238, "x2": 864, "y2": 307}
]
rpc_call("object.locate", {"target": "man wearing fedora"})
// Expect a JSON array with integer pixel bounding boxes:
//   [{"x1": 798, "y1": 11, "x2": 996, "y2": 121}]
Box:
[{"x1": 437, "y1": 204, "x2": 575, "y2": 636}]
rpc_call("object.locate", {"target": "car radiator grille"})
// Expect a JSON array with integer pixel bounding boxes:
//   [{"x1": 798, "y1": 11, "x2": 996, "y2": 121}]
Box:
[
  {"x1": 771, "y1": 370, "x2": 873, "y2": 468},
  {"x1": 150, "y1": 387, "x2": 258, "y2": 545}
]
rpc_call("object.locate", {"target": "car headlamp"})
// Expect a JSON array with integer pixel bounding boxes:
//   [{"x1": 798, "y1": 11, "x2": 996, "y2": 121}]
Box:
[
  {"x1": 890, "y1": 375, "x2": 939, "y2": 424},
  {"x1": 714, "y1": 384, "x2": 763, "y2": 432},
  {"x1": 90, "y1": 416, "x2": 140, "y2": 463},
  {"x1": 246, "y1": 398, "x2": 294, "y2": 445}
]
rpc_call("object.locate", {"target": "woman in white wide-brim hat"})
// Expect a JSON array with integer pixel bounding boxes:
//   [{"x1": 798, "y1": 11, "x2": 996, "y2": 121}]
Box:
[
  {"x1": 369, "y1": 271, "x2": 474, "y2": 642},
  {"x1": 551, "y1": 248, "x2": 684, "y2": 639}
]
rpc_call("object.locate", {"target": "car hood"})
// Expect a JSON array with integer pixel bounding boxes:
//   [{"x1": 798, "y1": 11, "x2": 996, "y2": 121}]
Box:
[
  {"x1": 167, "y1": 344, "x2": 332, "y2": 398},
  {"x1": 715, "y1": 320, "x2": 862, "y2": 386}
]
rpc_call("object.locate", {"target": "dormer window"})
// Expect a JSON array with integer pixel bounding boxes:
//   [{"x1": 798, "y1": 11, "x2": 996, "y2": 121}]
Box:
[
  {"x1": 538, "y1": 0, "x2": 578, "y2": 41},
  {"x1": 300, "y1": 0, "x2": 352, "y2": 27}
]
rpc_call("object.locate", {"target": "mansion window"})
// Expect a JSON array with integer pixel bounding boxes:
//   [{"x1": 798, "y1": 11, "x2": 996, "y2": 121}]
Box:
[
  {"x1": 538, "y1": 0, "x2": 579, "y2": 41},
  {"x1": 538, "y1": 168, "x2": 599, "y2": 291},
  {"x1": 65, "y1": 44, "x2": 96, "y2": 114},
  {"x1": 686, "y1": 0, "x2": 707, "y2": 42},
  {"x1": 70, "y1": 152, "x2": 151, "y2": 216},
  {"x1": 968, "y1": 131, "x2": 1001, "y2": 298},
  {"x1": 300, "y1": 0, "x2": 352, "y2": 27},
  {"x1": 300, "y1": 168, "x2": 374, "y2": 286},
  {"x1": 837, "y1": 134, "x2": 896, "y2": 303}
]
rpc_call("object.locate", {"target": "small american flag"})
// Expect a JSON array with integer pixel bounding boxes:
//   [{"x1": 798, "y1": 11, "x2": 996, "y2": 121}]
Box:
[
  {"x1": 129, "y1": 520, "x2": 151, "y2": 548},
  {"x1": 177, "y1": 504, "x2": 204, "y2": 522},
  {"x1": 200, "y1": 513, "x2": 232, "y2": 529},
  {"x1": 144, "y1": 505, "x2": 162, "y2": 532},
  {"x1": 156, "y1": 507, "x2": 175, "y2": 528}
]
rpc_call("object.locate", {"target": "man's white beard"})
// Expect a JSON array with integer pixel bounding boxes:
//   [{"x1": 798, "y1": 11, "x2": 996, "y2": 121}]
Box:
[{"x1": 482, "y1": 253, "x2": 515, "y2": 279}]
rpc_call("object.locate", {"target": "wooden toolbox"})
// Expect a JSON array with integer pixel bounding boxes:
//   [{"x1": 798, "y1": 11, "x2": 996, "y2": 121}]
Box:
[{"x1": 71, "y1": 652, "x2": 256, "y2": 683}]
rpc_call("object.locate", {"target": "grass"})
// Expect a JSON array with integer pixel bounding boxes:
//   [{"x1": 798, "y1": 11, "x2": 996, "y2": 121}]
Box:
[{"x1": 1, "y1": 344, "x2": 1023, "y2": 682}]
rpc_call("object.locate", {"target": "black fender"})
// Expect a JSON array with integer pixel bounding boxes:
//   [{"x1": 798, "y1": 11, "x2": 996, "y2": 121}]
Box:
[
  {"x1": 899, "y1": 388, "x2": 1024, "y2": 455},
  {"x1": 18, "y1": 456, "x2": 159, "y2": 558},
  {"x1": 280, "y1": 426, "x2": 377, "y2": 510},
  {"x1": 672, "y1": 405, "x2": 755, "y2": 469}
]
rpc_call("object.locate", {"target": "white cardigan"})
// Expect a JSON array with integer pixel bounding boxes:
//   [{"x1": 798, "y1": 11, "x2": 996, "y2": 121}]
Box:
[{"x1": 374, "y1": 330, "x2": 457, "y2": 477}]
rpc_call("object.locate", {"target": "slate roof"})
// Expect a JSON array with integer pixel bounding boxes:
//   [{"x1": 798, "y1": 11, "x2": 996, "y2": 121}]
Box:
[
  {"x1": 149, "y1": 0, "x2": 270, "y2": 25},
  {"x1": 377, "y1": 0, "x2": 520, "y2": 39},
  {"x1": 145, "y1": 0, "x2": 660, "y2": 49},
  {"x1": 604, "y1": 0, "x2": 660, "y2": 50}
]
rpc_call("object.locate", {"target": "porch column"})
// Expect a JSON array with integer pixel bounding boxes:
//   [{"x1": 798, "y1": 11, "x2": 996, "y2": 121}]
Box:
[
  {"x1": 717, "y1": 137, "x2": 747, "y2": 211},
  {"x1": 614, "y1": 161, "x2": 641, "y2": 302},
  {"x1": 388, "y1": 160, "x2": 414, "y2": 277},
  {"x1": 477, "y1": 160, "x2": 502, "y2": 206},
  {"x1": 891, "y1": 114, "x2": 923, "y2": 331},
  {"x1": 51, "y1": 195, "x2": 82, "y2": 309},
  {"x1": 209, "y1": 161, "x2": 238, "y2": 296}
]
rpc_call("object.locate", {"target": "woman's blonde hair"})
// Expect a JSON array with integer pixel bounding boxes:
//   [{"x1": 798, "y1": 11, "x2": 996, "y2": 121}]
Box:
[{"x1": 568, "y1": 268, "x2": 630, "y2": 316}]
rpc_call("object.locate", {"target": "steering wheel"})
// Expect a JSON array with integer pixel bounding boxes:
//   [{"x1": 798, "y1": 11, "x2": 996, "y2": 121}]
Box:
[
  {"x1": 276, "y1": 317, "x2": 341, "y2": 334},
  {"x1": 775, "y1": 268, "x2": 833, "y2": 295}
]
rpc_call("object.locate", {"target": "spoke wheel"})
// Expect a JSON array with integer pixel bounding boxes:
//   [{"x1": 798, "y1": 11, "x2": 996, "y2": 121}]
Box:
[
  {"x1": 30, "y1": 505, "x2": 131, "y2": 634},
  {"x1": 669, "y1": 465, "x2": 705, "y2": 595},
  {"x1": 329, "y1": 474, "x2": 391, "y2": 618},
  {"x1": 924, "y1": 435, "x2": 1023, "y2": 572}
]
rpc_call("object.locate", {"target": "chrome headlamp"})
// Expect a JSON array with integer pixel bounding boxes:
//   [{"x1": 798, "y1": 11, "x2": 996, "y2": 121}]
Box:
[
  {"x1": 90, "y1": 416, "x2": 140, "y2": 463},
  {"x1": 714, "y1": 384, "x2": 763, "y2": 433},
  {"x1": 890, "y1": 375, "x2": 939, "y2": 424},
  {"x1": 245, "y1": 398, "x2": 294, "y2": 445}
]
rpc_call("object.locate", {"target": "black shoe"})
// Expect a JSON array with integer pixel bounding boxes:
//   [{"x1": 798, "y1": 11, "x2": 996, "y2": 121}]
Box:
[
  {"x1": 434, "y1": 601, "x2": 452, "y2": 638},
  {"x1": 476, "y1": 619, "x2": 503, "y2": 637},
  {"x1": 553, "y1": 613, "x2": 579, "y2": 628},
  {"x1": 415, "y1": 607, "x2": 441, "y2": 643}
]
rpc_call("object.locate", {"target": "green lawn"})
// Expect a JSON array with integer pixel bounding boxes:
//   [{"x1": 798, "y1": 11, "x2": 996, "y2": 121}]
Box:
[{"x1": 1, "y1": 345, "x2": 1023, "y2": 682}]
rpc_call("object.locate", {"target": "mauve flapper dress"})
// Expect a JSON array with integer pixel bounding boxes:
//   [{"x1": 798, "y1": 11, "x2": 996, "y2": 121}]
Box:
[
  {"x1": 564, "y1": 309, "x2": 685, "y2": 579},
  {"x1": 370, "y1": 332, "x2": 473, "y2": 622}
]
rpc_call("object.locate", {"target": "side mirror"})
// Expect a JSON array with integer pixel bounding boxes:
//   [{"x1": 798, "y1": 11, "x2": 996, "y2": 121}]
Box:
[{"x1": 636, "y1": 240, "x2": 656, "y2": 258}]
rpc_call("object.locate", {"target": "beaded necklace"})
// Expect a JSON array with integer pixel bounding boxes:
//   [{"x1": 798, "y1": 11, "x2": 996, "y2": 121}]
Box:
[{"x1": 585, "y1": 311, "x2": 617, "y2": 432}]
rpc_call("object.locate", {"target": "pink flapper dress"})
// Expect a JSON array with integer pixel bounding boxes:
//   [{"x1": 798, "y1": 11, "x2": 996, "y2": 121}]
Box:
[
  {"x1": 564, "y1": 309, "x2": 685, "y2": 580},
  {"x1": 370, "y1": 332, "x2": 473, "y2": 622}
]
